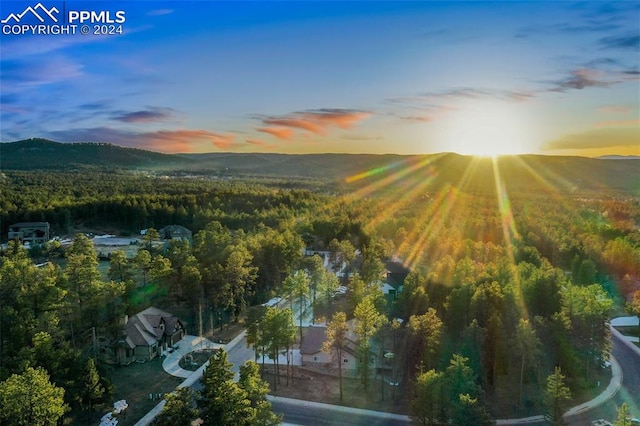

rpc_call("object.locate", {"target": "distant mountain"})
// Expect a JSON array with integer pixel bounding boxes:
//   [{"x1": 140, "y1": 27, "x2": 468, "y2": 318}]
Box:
[
  {"x1": 1, "y1": 139, "x2": 637, "y2": 193},
  {"x1": 596, "y1": 155, "x2": 640, "y2": 160},
  {"x1": 0, "y1": 139, "x2": 193, "y2": 170}
]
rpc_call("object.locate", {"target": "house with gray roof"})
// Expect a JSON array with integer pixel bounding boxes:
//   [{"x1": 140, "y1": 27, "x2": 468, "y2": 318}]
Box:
[
  {"x1": 100, "y1": 307, "x2": 185, "y2": 365},
  {"x1": 158, "y1": 225, "x2": 192, "y2": 241}
]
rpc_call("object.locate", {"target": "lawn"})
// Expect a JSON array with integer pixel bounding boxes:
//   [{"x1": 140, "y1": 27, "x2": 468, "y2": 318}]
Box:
[
  {"x1": 101, "y1": 358, "x2": 184, "y2": 426},
  {"x1": 99, "y1": 321, "x2": 245, "y2": 425}
]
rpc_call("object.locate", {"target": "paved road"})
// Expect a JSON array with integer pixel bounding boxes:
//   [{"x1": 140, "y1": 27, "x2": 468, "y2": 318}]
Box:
[
  {"x1": 270, "y1": 396, "x2": 411, "y2": 426},
  {"x1": 568, "y1": 332, "x2": 640, "y2": 425},
  {"x1": 269, "y1": 330, "x2": 639, "y2": 426},
  {"x1": 140, "y1": 320, "x2": 639, "y2": 426}
]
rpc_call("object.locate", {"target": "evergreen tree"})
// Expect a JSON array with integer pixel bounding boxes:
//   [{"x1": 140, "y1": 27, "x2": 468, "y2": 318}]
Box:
[
  {"x1": 154, "y1": 387, "x2": 197, "y2": 426},
  {"x1": 450, "y1": 393, "x2": 495, "y2": 426},
  {"x1": 198, "y1": 349, "x2": 256, "y2": 426},
  {"x1": 408, "y1": 308, "x2": 443, "y2": 372},
  {"x1": 0, "y1": 367, "x2": 68, "y2": 426},
  {"x1": 354, "y1": 295, "x2": 386, "y2": 391},
  {"x1": 544, "y1": 367, "x2": 571, "y2": 426},
  {"x1": 322, "y1": 311, "x2": 349, "y2": 401},
  {"x1": 614, "y1": 403, "x2": 632, "y2": 426},
  {"x1": 82, "y1": 358, "x2": 105, "y2": 415},
  {"x1": 239, "y1": 361, "x2": 281, "y2": 426},
  {"x1": 411, "y1": 369, "x2": 443, "y2": 426}
]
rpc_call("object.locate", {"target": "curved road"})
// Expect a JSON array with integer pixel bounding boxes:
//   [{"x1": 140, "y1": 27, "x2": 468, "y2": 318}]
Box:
[
  {"x1": 568, "y1": 332, "x2": 640, "y2": 425},
  {"x1": 139, "y1": 326, "x2": 638, "y2": 425},
  {"x1": 270, "y1": 331, "x2": 640, "y2": 426},
  {"x1": 270, "y1": 397, "x2": 410, "y2": 426}
]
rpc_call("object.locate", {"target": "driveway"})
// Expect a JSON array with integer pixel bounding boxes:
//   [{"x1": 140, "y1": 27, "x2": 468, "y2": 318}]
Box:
[{"x1": 161, "y1": 335, "x2": 221, "y2": 378}]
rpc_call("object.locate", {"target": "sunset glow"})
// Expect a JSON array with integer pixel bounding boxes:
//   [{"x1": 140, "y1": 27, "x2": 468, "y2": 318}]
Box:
[{"x1": 0, "y1": 1, "x2": 638, "y2": 157}]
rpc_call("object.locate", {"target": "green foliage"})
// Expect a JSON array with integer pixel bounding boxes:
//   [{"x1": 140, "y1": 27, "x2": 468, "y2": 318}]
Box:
[
  {"x1": 451, "y1": 393, "x2": 495, "y2": 426},
  {"x1": 411, "y1": 369, "x2": 443, "y2": 426},
  {"x1": 323, "y1": 311, "x2": 349, "y2": 400},
  {"x1": 82, "y1": 358, "x2": 105, "y2": 412},
  {"x1": 0, "y1": 366, "x2": 68, "y2": 425},
  {"x1": 445, "y1": 354, "x2": 482, "y2": 404},
  {"x1": 561, "y1": 283, "x2": 613, "y2": 378},
  {"x1": 408, "y1": 308, "x2": 443, "y2": 372},
  {"x1": 614, "y1": 403, "x2": 632, "y2": 426},
  {"x1": 154, "y1": 387, "x2": 198, "y2": 426},
  {"x1": 259, "y1": 307, "x2": 296, "y2": 390},
  {"x1": 354, "y1": 295, "x2": 386, "y2": 391},
  {"x1": 245, "y1": 305, "x2": 267, "y2": 362},
  {"x1": 514, "y1": 318, "x2": 541, "y2": 405},
  {"x1": 544, "y1": 367, "x2": 571, "y2": 426},
  {"x1": 239, "y1": 361, "x2": 281, "y2": 426},
  {"x1": 1, "y1": 154, "x2": 637, "y2": 422},
  {"x1": 198, "y1": 349, "x2": 279, "y2": 426},
  {"x1": 283, "y1": 270, "x2": 311, "y2": 341},
  {"x1": 108, "y1": 249, "x2": 132, "y2": 282}
]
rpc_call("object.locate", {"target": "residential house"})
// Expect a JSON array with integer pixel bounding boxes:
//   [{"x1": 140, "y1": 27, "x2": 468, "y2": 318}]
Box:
[
  {"x1": 100, "y1": 307, "x2": 185, "y2": 365},
  {"x1": 300, "y1": 325, "x2": 359, "y2": 372},
  {"x1": 385, "y1": 260, "x2": 409, "y2": 288},
  {"x1": 158, "y1": 225, "x2": 192, "y2": 241},
  {"x1": 8, "y1": 222, "x2": 50, "y2": 244}
]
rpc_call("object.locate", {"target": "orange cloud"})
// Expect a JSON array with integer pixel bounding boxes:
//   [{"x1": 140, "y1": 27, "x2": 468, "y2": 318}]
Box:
[
  {"x1": 597, "y1": 105, "x2": 631, "y2": 114},
  {"x1": 246, "y1": 138, "x2": 275, "y2": 149},
  {"x1": 47, "y1": 127, "x2": 237, "y2": 153},
  {"x1": 263, "y1": 117, "x2": 324, "y2": 134},
  {"x1": 257, "y1": 126, "x2": 294, "y2": 140},
  {"x1": 151, "y1": 129, "x2": 236, "y2": 151},
  {"x1": 303, "y1": 109, "x2": 370, "y2": 129},
  {"x1": 261, "y1": 109, "x2": 370, "y2": 136}
]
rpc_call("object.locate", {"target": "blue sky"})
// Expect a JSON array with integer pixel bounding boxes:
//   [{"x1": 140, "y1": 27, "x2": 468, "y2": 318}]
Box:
[{"x1": 1, "y1": 1, "x2": 638, "y2": 156}]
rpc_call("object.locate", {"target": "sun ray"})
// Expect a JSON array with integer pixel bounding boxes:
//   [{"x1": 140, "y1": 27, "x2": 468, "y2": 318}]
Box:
[{"x1": 347, "y1": 155, "x2": 444, "y2": 198}]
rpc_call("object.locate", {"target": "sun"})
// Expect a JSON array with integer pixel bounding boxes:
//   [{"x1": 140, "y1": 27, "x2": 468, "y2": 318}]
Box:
[{"x1": 437, "y1": 100, "x2": 537, "y2": 157}]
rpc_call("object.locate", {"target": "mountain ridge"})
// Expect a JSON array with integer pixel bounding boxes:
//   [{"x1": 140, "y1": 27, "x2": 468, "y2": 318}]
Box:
[{"x1": 1, "y1": 139, "x2": 637, "y2": 193}]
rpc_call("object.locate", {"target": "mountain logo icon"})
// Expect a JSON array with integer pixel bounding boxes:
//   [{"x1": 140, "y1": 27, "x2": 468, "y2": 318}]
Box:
[{"x1": 1, "y1": 3, "x2": 59, "y2": 24}]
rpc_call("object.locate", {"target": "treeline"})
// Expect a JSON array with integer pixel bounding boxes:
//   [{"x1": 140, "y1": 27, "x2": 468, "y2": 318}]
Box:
[
  {"x1": 154, "y1": 350, "x2": 280, "y2": 426},
  {"x1": 0, "y1": 239, "x2": 119, "y2": 424},
  {"x1": 0, "y1": 170, "x2": 322, "y2": 237},
  {"x1": 314, "y1": 181, "x2": 637, "y2": 421}
]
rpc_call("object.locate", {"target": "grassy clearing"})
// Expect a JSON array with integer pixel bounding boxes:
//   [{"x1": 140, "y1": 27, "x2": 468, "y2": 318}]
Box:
[{"x1": 101, "y1": 358, "x2": 183, "y2": 426}]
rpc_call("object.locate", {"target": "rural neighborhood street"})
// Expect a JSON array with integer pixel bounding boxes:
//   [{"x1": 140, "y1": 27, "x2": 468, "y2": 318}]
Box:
[{"x1": 134, "y1": 315, "x2": 640, "y2": 426}]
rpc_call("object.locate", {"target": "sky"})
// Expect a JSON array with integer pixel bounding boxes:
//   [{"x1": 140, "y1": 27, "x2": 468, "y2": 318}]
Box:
[{"x1": 0, "y1": 1, "x2": 639, "y2": 156}]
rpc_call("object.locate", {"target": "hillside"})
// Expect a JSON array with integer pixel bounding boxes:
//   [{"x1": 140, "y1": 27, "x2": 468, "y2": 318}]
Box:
[
  {"x1": 0, "y1": 139, "x2": 193, "y2": 170},
  {"x1": 1, "y1": 139, "x2": 637, "y2": 193}
]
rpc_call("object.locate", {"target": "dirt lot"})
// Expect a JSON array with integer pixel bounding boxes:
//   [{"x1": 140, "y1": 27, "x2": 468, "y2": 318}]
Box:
[{"x1": 264, "y1": 367, "x2": 410, "y2": 415}]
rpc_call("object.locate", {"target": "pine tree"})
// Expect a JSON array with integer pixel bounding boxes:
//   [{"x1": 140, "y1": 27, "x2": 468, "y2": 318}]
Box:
[
  {"x1": 0, "y1": 367, "x2": 68, "y2": 425},
  {"x1": 323, "y1": 311, "x2": 349, "y2": 400},
  {"x1": 544, "y1": 367, "x2": 571, "y2": 426},
  {"x1": 155, "y1": 387, "x2": 197, "y2": 426}
]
